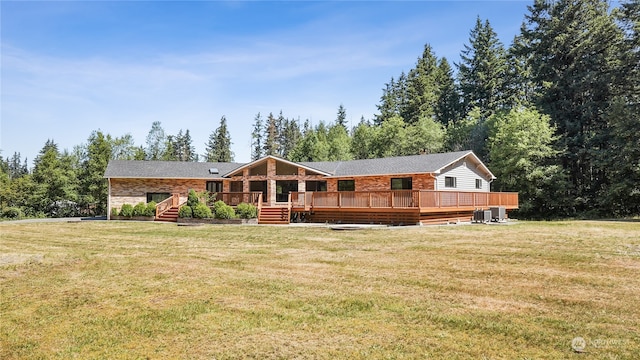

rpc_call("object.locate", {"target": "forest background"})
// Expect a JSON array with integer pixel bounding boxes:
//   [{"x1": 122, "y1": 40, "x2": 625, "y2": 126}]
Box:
[{"x1": 1, "y1": 0, "x2": 638, "y2": 219}]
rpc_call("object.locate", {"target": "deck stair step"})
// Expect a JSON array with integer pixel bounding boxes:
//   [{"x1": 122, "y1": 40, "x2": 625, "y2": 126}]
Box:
[
  {"x1": 259, "y1": 207, "x2": 290, "y2": 225},
  {"x1": 156, "y1": 206, "x2": 179, "y2": 222}
]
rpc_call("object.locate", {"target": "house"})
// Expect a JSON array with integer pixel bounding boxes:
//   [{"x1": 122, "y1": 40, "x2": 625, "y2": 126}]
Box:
[{"x1": 104, "y1": 150, "x2": 518, "y2": 225}]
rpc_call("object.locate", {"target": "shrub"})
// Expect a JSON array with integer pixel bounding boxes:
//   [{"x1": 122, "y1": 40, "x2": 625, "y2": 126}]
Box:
[
  {"x1": 178, "y1": 205, "x2": 193, "y2": 218},
  {"x1": 187, "y1": 189, "x2": 199, "y2": 208},
  {"x1": 119, "y1": 204, "x2": 134, "y2": 217},
  {"x1": 214, "y1": 200, "x2": 236, "y2": 219},
  {"x1": 132, "y1": 202, "x2": 147, "y2": 217},
  {"x1": 236, "y1": 203, "x2": 257, "y2": 219},
  {"x1": 2, "y1": 207, "x2": 24, "y2": 219},
  {"x1": 110, "y1": 207, "x2": 119, "y2": 218},
  {"x1": 192, "y1": 203, "x2": 213, "y2": 219},
  {"x1": 145, "y1": 201, "x2": 157, "y2": 217}
]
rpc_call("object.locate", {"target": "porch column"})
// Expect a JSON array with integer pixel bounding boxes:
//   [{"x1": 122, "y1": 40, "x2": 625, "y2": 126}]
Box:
[
  {"x1": 267, "y1": 158, "x2": 276, "y2": 206},
  {"x1": 298, "y1": 168, "x2": 306, "y2": 193}
]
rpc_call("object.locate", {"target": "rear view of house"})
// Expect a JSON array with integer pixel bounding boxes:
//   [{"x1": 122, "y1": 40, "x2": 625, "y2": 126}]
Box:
[{"x1": 104, "y1": 150, "x2": 518, "y2": 225}]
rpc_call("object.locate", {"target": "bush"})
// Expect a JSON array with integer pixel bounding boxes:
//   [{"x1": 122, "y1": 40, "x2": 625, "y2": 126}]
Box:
[
  {"x1": 178, "y1": 205, "x2": 193, "y2": 218},
  {"x1": 192, "y1": 203, "x2": 213, "y2": 219},
  {"x1": 214, "y1": 200, "x2": 236, "y2": 219},
  {"x1": 187, "y1": 189, "x2": 199, "y2": 208},
  {"x1": 145, "y1": 201, "x2": 157, "y2": 217},
  {"x1": 132, "y1": 202, "x2": 147, "y2": 217},
  {"x1": 236, "y1": 203, "x2": 257, "y2": 219},
  {"x1": 110, "y1": 207, "x2": 119, "y2": 218},
  {"x1": 119, "y1": 204, "x2": 134, "y2": 217},
  {"x1": 2, "y1": 207, "x2": 24, "y2": 219}
]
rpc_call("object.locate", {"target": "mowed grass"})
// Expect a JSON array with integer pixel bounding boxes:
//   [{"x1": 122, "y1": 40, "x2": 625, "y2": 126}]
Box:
[{"x1": 1, "y1": 221, "x2": 639, "y2": 359}]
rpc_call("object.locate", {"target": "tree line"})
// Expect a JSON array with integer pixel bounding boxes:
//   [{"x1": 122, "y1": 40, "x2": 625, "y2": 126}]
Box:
[{"x1": 1, "y1": 0, "x2": 638, "y2": 219}]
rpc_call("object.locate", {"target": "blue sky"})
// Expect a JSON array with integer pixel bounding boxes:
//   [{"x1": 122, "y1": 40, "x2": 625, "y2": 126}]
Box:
[{"x1": 1, "y1": 1, "x2": 531, "y2": 165}]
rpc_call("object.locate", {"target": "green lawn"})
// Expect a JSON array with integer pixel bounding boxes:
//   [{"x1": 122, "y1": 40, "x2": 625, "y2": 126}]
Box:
[{"x1": 1, "y1": 221, "x2": 639, "y2": 359}]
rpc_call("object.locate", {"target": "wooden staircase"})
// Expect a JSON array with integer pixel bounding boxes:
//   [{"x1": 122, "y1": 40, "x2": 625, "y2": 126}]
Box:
[
  {"x1": 258, "y1": 207, "x2": 290, "y2": 225},
  {"x1": 156, "y1": 206, "x2": 179, "y2": 222}
]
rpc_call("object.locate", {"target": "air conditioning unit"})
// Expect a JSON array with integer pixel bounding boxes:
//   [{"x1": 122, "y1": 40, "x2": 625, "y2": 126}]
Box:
[
  {"x1": 490, "y1": 207, "x2": 506, "y2": 222},
  {"x1": 473, "y1": 209, "x2": 491, "y2": 223}
]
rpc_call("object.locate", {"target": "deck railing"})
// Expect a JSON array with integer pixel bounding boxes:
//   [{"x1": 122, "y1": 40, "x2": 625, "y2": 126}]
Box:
[
  {"x1": 209, "y1": 192, "x2": 263, "y2": 207},
  {"x1": 291, "y1": 190, "x2": 518, "y2": 211}
]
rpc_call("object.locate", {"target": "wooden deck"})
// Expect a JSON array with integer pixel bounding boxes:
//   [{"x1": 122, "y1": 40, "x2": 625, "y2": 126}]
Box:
[{"x1": 290, "y1": 190, "x2": 518, "y2": 225}]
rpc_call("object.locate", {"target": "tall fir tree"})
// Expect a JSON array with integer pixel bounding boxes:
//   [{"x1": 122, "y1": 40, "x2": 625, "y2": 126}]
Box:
[
  {"x1": 336, "y1": 104, "x2": 348, "y2": 128},
  {"x1": 251, "y1": 113, "x2": 264, "y2": 161},
  {"x1": 457, "y1": 17, "x2": 509, "y2": 117},
  {"x1": 263, "y1": 112, "x2": 279, "y2": 156},
  {"x1": 205, "y1": 116, "x2": 234, "y2": 162},
  {"x1": 403, "y1": 44, "x2": 440, "y2": 124},
  {"x1": 434, "y1": 57, "x2": 461, "y2": 126}
]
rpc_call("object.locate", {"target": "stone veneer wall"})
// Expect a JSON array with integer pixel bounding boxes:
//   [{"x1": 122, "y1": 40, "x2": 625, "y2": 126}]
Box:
[
  {"x1": 326, "y1": 173, "x2": 435, "y2": 192},
  {"x1": 109, "y1": 178, "x2": 207, "y2": 211}
]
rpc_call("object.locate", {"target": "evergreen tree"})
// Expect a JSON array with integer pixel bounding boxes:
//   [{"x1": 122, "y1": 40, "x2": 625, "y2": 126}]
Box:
[
  {"x1": 434, "y1": 57, "x2": 461, "y2": 126},
  {"x1": 263, "y1": 112, "x2": 279, "y2": 156},
  {"x1": 31, "y1": 140, "x2": 79, "y2": 217},
  {"x1": 205, "y1": 116, "x2": 234, "y2": 162},
  {"x1": 404, "y1": 44, "x2": 440, "y2": 124},
  {"x1": 80, "y1": 131, "x2": 112, "y2": 215},
  {"x1": 520, "y1": 0, "x2": 625, "y2": 213},
  {"x1": 161, "y1": 135, "x2": 177, "y2": 161},
  {"x1": 336, "y1": 104, "x2": 348, "y2": 128},
  {"x1": 457, "y1": 17, "x2": 509, "y2": 117},
  {"x1": 145, "y1": 121, "x2": 167, "y2": 160},
  {"x1": 7, "y1": 152, "x2": 28, "y2": 179},
  {"x1": 251, "y1": 113, "x2": 264, "y2": 161},
  {"x1": 280, "y1": 117, "x2": 302, "y2": 159}
]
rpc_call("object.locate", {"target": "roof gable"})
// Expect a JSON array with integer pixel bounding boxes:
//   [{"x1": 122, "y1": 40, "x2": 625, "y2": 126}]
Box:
[{"x1": 223, "y1": 155, "x2": 331, "y2": 177}]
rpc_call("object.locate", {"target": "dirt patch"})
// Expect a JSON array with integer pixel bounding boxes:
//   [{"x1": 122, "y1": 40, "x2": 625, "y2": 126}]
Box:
[{"x1": 0, "y1": 253, "x2": 44, "y2": 266}]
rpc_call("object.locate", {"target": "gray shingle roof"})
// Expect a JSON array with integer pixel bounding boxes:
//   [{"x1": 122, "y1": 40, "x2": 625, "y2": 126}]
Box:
[
  {"x1": 104, "y1": 160, "x2": 244, "y2": 179},
  {"x1": 300, "y1": 150, "x2": 475, "y2": 176},
  {"x1": 104, "y1": 151, "x2": 488, "y2": 179}
]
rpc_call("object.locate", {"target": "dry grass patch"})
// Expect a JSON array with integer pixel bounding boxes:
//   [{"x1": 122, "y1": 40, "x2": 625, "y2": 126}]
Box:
[{"x1": 1, "y1": 220, "x2": 639, "y2": 359}]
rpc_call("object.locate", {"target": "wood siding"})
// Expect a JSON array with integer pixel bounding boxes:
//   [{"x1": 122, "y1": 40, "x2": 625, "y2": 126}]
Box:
[{"x1": 435, "y1": 159, "x2": 491, "y2": 192}]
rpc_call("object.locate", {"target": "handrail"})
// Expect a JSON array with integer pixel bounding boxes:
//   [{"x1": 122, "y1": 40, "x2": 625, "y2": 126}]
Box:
[
  {"x1": 156, "y1": 193, "x2": 181, "y2": 218},
  {"x1": 257, "y1": 193, "x2": 263, "y2": 223}
]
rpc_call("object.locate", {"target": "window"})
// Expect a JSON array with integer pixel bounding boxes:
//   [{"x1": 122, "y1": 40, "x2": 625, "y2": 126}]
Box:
[
  {"x1": 475, "y1": 179, "x2": 483, "y2": 189},
  {"x1": 206, "y1": 181, "x2": 223, "y2": 193},
  {"x1": 276, "y1": 162, "x2": 298, "y2": 175},
  {"x1": 230, "y1": 181, "x2": 243, "y2": 192},
  {"x1": 276, "y1": 180, "x2": 298, "y2": 202},
  {"x1": 147, "y1": 193, "x2": 170, "y2": 203},
  {"x1": 249, "y1": 162, "x2": 267, "y2": 176},
  {"x1": 391, "y1": 177, "x2": 412, "y2": 190},
  {"x1": 306, "y1": 181, "x2": 327, "y2": 192},
  {"x1": 338, "y1": 180, "x2": 355, "y2": 191},
  {"x1": 445, "y1": 176, "x2": 457, "y2": 188}
]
